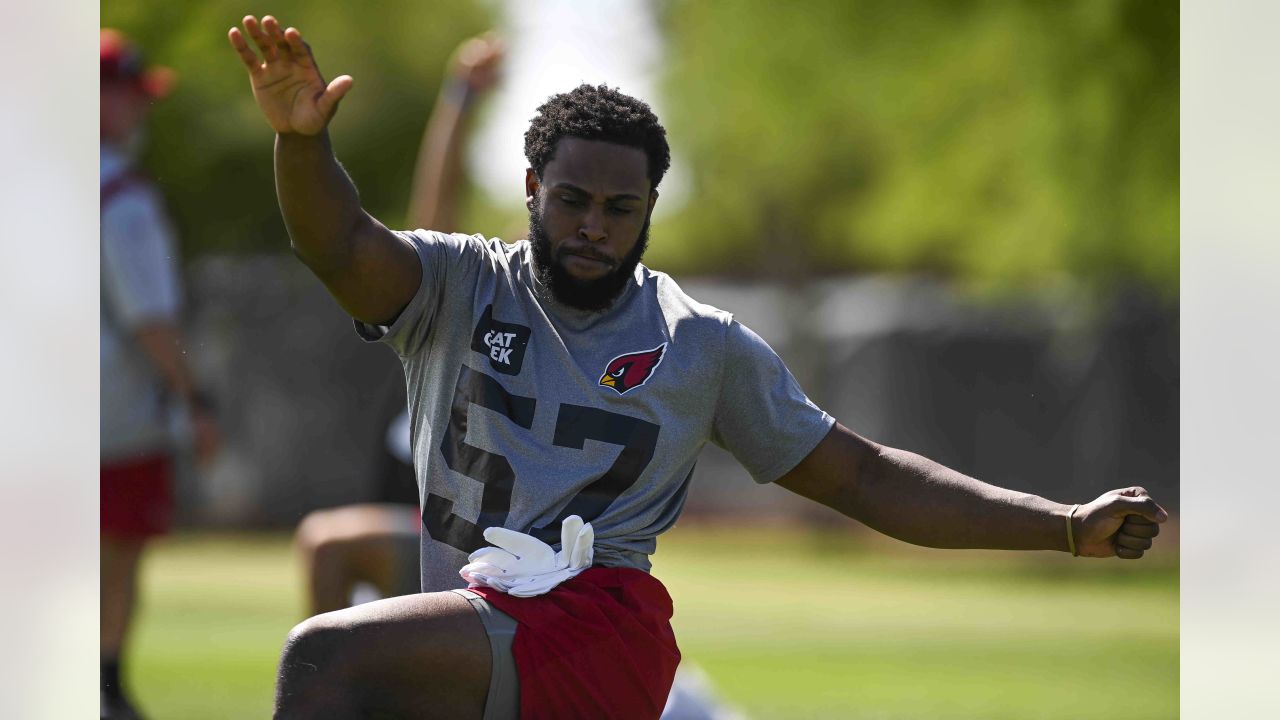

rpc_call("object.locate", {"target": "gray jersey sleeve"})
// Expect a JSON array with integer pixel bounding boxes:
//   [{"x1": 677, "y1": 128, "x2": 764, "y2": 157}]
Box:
[
  {"x1": 354, "y1": 230, "x2": 485, "y2": 355},
  {"x1": 100, "y1": 185, "x2": 181, "y2": 328},
  {"x1": 710, "y1": 320, "x2": 835, "y2": 483}
]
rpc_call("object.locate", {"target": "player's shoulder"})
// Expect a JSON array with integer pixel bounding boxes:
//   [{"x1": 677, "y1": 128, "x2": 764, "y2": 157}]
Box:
[
  {"x1": 397, "y1": 230, "x2": 525, "y2": 273},
  {"x1": 398, "y1": 228, "x2": 504, "y2": 252},
  {"x1": 639, "y1": 265, "x2": 735, "y2": 336},
  {"x1": 101, "y1": 173, "x2": 164, "y2": 222},
  {"x1": 101, "y1": 147, "x2": 157, "y2": 209}
]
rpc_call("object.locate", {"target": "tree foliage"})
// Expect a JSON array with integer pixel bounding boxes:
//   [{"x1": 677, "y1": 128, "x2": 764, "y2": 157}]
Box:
[
  {"x1": 650, "y1": 0, "x2": 1178, "y2": 293},
  {"x1": 105, "y1": 1, "x2": 1176, "y2": 294}
]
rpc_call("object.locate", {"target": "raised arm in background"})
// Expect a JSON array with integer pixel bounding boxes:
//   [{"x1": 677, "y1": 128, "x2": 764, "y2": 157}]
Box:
[
  {"x1": 778, "y1": 423, "x2": 1166, "y2": 559},
  {"x1": 407, "y1": 34, "x2": 504, "y2": 233},
  {"x1": 228, "y1": 14, "x2": 420, "y2": 326}
]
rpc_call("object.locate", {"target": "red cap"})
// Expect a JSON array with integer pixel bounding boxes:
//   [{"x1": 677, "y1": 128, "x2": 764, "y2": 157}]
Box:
[{"x1": 101, "y1": 28, "x2": 175, "y2": 98}]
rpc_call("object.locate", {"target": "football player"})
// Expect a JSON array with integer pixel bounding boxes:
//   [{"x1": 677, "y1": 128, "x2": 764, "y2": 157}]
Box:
[{"x1": 229, "y1": 15, "x2": 1166, "y2": 719}]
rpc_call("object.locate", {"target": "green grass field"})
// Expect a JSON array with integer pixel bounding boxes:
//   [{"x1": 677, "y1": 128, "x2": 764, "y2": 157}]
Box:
[{"x1": 130, "y1": 525, "x2": 1178, "y2": 719}]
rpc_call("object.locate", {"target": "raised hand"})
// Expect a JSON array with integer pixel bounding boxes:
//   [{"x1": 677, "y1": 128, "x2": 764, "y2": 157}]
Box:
[
  {"x1": 227, "y1": 15, "x2": 353, "y2": 135},
  {"x1": 1075, "y1": 486, "x2": 1169, "y2": 559},
  {"x1": 450, "y1": 33, "x2": 505, "y2": 93}
]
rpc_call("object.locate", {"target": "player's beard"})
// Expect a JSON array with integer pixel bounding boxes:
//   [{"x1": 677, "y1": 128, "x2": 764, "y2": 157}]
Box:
[{"x1": 528, "y1": 199, "x2": 650, "y2": 312}]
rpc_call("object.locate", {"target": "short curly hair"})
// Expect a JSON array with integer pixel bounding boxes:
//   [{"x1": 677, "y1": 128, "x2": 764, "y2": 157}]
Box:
[{"x1": 524, "y1": 84, "x2": 671, "y2": 191}]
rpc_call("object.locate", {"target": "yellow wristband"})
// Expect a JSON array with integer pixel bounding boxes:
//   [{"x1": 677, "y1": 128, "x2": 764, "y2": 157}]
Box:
[{"x1": 1066, "y1": 504, "x2": 1080, "y2": 556}]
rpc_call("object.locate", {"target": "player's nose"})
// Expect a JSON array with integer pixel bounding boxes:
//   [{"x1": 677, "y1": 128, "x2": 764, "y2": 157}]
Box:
[{"x1": 578, "y1": 205, "x2": 607, "y2": 243}]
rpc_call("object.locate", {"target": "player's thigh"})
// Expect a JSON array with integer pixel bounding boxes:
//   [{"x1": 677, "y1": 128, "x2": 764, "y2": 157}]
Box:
[
  {"x1": 297, "y1": 503, "x2": 420, "y2": 547},
  {"x1": 297, "y1": 504, "x2": 420, "y2": 594},
  {"x1": 284, "y1": 590, "x2": 490, "y2": 712}
]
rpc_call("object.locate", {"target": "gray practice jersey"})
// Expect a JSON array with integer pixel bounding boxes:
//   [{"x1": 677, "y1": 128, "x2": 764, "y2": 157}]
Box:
[{"x1": 357, "y1": 232, "x2": 834, "y2": 592}]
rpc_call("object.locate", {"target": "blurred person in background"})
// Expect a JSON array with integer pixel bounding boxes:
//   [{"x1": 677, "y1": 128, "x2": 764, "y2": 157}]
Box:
[
  {"x1": 100, "y1": 28, "x2": 220, "y2": 720},
  {"x1": 293, "y1": 407, "x2": 421, "y2": 613},
  {"x1": 230, "y1": 14, "x2": 1167, "y2": 719}
]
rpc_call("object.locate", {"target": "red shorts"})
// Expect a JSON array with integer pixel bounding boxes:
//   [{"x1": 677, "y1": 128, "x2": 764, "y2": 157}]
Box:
[
  {"x1": 472, "y1": 567, "x2": 681, "y2": 720},
  {"x1": 101, "y1": 453, "x2": 174, "y2": 539}
]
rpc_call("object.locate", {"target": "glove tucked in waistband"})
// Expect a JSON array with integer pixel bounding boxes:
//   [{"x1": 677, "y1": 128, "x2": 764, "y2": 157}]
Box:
[{"x1": 459, "y1": 515, "x2": 594, "y2": 598}]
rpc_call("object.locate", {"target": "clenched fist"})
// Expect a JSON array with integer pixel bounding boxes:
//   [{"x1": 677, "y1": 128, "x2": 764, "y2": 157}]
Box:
[{"x1": 1074, "y1": 486, "x2": 1169, "y2": 559}]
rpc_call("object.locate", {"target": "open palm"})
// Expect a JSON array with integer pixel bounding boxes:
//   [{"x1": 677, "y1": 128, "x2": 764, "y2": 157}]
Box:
[{"x1": 228, "y1": 15, "x2": 353, "y2": 135}]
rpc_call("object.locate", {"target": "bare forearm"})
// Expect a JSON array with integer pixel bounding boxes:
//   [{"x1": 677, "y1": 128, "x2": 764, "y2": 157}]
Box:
[
  {"x1": 407, "y1": 90, "x2": 468, "y2": 231},
  {"x1": 272, "y1": 130, "x2": 421, "y2": 326},
  {"x1": 134, "y1": 323, "x2": 198, "y2": 403},
  {"x1": 136, "y1": 322, "x2": 220, "y2": 460},
  {"x1": 780, "y1": 425, "x2": 1165, "y2": 558},
  {"x1": 274, "y1": 131, "x2": 367, "y2": 273},
  {"x1": 779, "y1": 426, "x2": 1073, "y2": 551},
  {"x1": 852, "y1": 445, "x2": 1070, "y2": 551}
]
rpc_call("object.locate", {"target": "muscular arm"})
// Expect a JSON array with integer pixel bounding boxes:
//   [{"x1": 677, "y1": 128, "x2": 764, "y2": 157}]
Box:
[
  {"x1": 274, "y1": 131, "x2": 420, "y2": 325},
  {"x1": 777, "y1": 423, "x2": 1167, "y2": 557},
  {"x1": 230, "y1": 15, "x2": 420, "y2": 326}
]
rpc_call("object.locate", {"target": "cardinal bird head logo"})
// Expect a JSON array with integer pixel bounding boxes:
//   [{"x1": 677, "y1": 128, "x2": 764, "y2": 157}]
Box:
[{"x1": 599, "y1": 343, "x2": 667, "y2": 395}]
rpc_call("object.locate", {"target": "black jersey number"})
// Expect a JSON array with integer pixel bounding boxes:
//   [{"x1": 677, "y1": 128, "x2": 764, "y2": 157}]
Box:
[{"x1": 424, "y1": 365, "x2": 660, "y2": 554}]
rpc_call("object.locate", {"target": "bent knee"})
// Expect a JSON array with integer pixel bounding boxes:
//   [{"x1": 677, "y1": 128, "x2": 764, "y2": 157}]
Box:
[
  {"x1": 275, "y1": 616, "x2": 369, "y2": 717},
  {"x1": 294, "y1": 509, "x2": 345, "y2": 553},
  {"x1": 280, "y1": 614, "x2": 352, "y2": 680},
  {"x1": 305, "y1": 535, "x2": 356, "y2": 572}
]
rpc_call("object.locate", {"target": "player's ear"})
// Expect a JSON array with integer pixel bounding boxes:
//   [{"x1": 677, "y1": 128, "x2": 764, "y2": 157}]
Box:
[
  {"x1": 524, "y1": 168, "x2": 540, "y2": 208},
  {"x1": 647, "y1": 189, "x2": 659, "y2": 214}
]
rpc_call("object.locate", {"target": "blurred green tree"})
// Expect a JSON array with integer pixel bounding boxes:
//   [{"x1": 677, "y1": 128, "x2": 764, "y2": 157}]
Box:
[
  {"x1": 103, "y1": 0, "x2": 492, "y2": 256},
  {"x1": 105, "y1": 1, "x2": 1176, "y2": 296},
  {"x1": 651, "y1": 0, "x2": 1177, "y2": 294}
]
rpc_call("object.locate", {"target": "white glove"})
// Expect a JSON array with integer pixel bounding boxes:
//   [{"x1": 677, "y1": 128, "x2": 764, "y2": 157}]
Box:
[{"x1": 459, "y1": 515, "x2": 594, "y2": 597}]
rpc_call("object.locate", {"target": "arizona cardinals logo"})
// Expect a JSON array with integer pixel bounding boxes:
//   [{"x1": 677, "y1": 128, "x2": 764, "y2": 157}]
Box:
[{"x1": 599, "y1": 343, "x2": 667, "y2": 395}]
